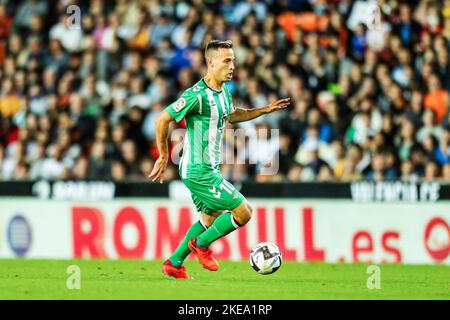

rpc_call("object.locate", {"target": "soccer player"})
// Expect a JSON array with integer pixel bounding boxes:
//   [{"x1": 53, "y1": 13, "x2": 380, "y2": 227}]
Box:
[{"x1": 149, "y1": 40, "x2": 290, "y2": 279}]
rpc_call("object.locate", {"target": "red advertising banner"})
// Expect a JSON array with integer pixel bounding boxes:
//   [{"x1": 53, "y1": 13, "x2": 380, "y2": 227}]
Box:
[{"x1": 1, "y1": 199, "x2": 449, "y2": 265}]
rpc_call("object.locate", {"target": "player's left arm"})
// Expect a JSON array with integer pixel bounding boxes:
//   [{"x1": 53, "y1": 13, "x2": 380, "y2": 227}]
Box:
[{"x1": 228, "y1": 98, "x2": 291, "y2": 124}]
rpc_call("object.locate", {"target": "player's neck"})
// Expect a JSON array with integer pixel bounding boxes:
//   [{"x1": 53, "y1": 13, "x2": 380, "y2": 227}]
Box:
[{"x1": 203, "y1": 74, "x2": 223, "y2": 92}]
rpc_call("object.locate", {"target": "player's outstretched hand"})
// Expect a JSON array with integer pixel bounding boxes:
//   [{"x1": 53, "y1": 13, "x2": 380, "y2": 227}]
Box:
[
  {"x1": 148, "y1": 157, "x2": 168, "y2": 184},
  {"x1": 266, "y1": 98, "x2": 291, "y2": 113}
]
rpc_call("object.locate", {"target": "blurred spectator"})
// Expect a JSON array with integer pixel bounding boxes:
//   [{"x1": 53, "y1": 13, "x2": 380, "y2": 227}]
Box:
[
  {"x1": 365, "y1": 151, "x2": 397, "y2": 181},
  {"x1": 72, "y1": 156, "x2": 89, "y2": 179},
  {"x1": 401, "y1": 159, "x2": 419, "y2": 182},
  {"x1": 139, "y1": 156, "x2": 154, "y2": 179},
  {"x1": 0, "y1": 4, "x2": 13, "y2": 41},
  {"x1": 231, "y1": 0, "x2": 267, "y2": 25},
  {"x1": 442, "y1": 163, "x2": 450, "y2": 181},
  {"x1": 13, "y1": 159, "x2": 29, "y2": 180},
  {"x1": 49, "y1": 14, "x2": 83, "y2": 53},
  {"x1": 304, "y1": 147, "x2": 329, "y2": 180},
  {"x1": 28, "y1": 142, "x2": 45, "y2": 179},
  {"x1": 394, "y1": 3, "x2": 421, "y2": 47},
  {"x1": 410, "y1": 145, "x2": 427, "y2": 177},
  {"x1": 416, "y1": 109, "x2": 442, "y2": 142},
  {"x1": 424, "y1": 74, "x2": 450, "y2": 124},
  {"x1": 39, "y1": 144, "x2": 67, "y2": 180},
  {"x1": 350, "y1": 23, "x2": 367, "y2": 61},
  {"x1": 0, "y1": 0, "x2": 449, "y2": 184},
  {"x1": 88, "y1": 140, "x2": 110, "y2": 178},
  {"x1": 13, "y1": 0, "x2": 47, "y2": 33},
  {"x1": 111, "y1": 159, "x2": 127, "y2": 181},
  {"x1": 434, "y1": 127, "x2": 450, "y2": 165},
  {"x1": 279, "y1": 98, "x2": 308, "y2": 149},
  {"x1": 302, "y1": 107, "x2": 335, "y2": 143},
  {"x1": 424, "y1": 160, "x2": 440, "y2": 182},
  {"x1": 120, "y1": 139, "x2": 140, "y2": 176},
  {"x1": 397, "y1": 117, "x2": 417, "y2": 162}
]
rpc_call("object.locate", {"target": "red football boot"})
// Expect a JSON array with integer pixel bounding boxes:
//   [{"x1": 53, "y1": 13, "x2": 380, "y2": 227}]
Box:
[
  {"x1": 188, "y1": 237, "x2": 219, "y2": 271},
  {"x1": 161, "y1": 260, "x2": 193, "y2": 279}
]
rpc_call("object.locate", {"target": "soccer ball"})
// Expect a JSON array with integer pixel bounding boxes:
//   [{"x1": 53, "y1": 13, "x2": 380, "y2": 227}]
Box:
[{"x1": 249, "y1": 242, "x2": 282, "y2": 275}]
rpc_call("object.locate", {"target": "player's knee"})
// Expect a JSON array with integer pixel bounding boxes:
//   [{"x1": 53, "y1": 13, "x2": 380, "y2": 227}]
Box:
[
  {"x1": 202, "y1": 215, "x2": 214, "y2": 227},
  {"x1": 238, "y1": 202, "x2": 253, "y2": 225},
  {"x1": 246, "y1": 202, "x2": 254, "y2": 219},
  {"x1": 201, "y1": 212, "x2": 220, "y2": 227}
]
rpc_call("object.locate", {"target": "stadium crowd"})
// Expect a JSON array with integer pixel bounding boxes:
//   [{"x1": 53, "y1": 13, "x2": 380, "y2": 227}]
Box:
[{"x1": 0, "y1": 0, "x2": 449, "y2": 183}]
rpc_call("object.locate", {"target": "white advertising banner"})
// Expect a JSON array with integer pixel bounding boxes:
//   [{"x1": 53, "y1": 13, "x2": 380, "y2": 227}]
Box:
[{"x1": 0, "y1": 198, "x2": 449, "y2": 265}]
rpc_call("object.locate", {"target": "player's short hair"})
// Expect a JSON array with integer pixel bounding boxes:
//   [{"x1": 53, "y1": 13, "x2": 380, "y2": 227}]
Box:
[{"x1": 204, "y1": 40, "x2": 233, "y2": 58}]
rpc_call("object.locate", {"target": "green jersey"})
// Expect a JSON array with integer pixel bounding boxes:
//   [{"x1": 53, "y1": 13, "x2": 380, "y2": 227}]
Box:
[{"x1": 166, "y1": 79, "x2": 235, "y2": 179}]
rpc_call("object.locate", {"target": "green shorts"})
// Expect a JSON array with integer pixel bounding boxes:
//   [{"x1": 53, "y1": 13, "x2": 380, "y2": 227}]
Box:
[{"x1": 182, "y1": 173, "x2": 245, "y2": 215}]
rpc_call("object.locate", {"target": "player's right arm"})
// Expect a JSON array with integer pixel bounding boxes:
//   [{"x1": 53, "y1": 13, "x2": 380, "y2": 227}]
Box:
[
  {"x1": 148, "y1": 90, "x2": 199, "y2": 183},
  {"x1": 148, "y1": 110, "x2": 173, "y2": 183}
]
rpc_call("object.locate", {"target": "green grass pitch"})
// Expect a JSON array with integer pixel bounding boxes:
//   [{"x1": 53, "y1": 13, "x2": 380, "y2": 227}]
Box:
[{"x1": 0, "y1": 259, "x2": 449, "y2": 300}]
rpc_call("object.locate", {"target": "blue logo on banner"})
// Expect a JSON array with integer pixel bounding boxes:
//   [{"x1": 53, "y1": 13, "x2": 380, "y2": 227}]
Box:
[{"x1": 7, "y1": 215, "x2": 32, "y2": 257}]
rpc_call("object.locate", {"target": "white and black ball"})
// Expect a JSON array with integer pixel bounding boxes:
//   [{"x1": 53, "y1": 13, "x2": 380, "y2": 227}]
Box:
[{"x1": 249, "y1": 242, "x2": 282, "y2": 275}]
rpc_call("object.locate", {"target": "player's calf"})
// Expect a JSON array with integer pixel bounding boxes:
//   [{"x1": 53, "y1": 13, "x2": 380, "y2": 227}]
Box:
[{"x1": 191, "y1": 202, "x2": 253, "y2": 271}]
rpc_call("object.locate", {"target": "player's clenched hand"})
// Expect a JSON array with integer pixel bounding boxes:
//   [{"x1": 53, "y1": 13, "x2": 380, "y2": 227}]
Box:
[
  {"x1": 265, "y1": 98, "x2": 291, "y2": 113},
  {"x1": 148, "y1": 157, "x2": 168, "y2": 184}
]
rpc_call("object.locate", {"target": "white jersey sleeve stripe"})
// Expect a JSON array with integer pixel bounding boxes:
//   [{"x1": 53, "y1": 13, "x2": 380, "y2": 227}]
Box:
[
  {"x1": 197, "y1": 94, "x2": 203, "y2": 114},
  {"x1": 181, "y1": 130, "x2": 190, "y2": 179},
  {"x1": 206, "y1": 89, "x2": 219, "y2": 170},
  {"x1": 218, "y1": 92, "x2": 228, "y2": 165}
]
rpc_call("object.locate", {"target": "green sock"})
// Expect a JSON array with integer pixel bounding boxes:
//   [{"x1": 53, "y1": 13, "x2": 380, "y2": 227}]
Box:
[
  {"x1": 169, "y1": 221, "x2": 207, "y2": 267},
  {"x1": 197, "y1": 212, "x2": 240, "y2": 248}
]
